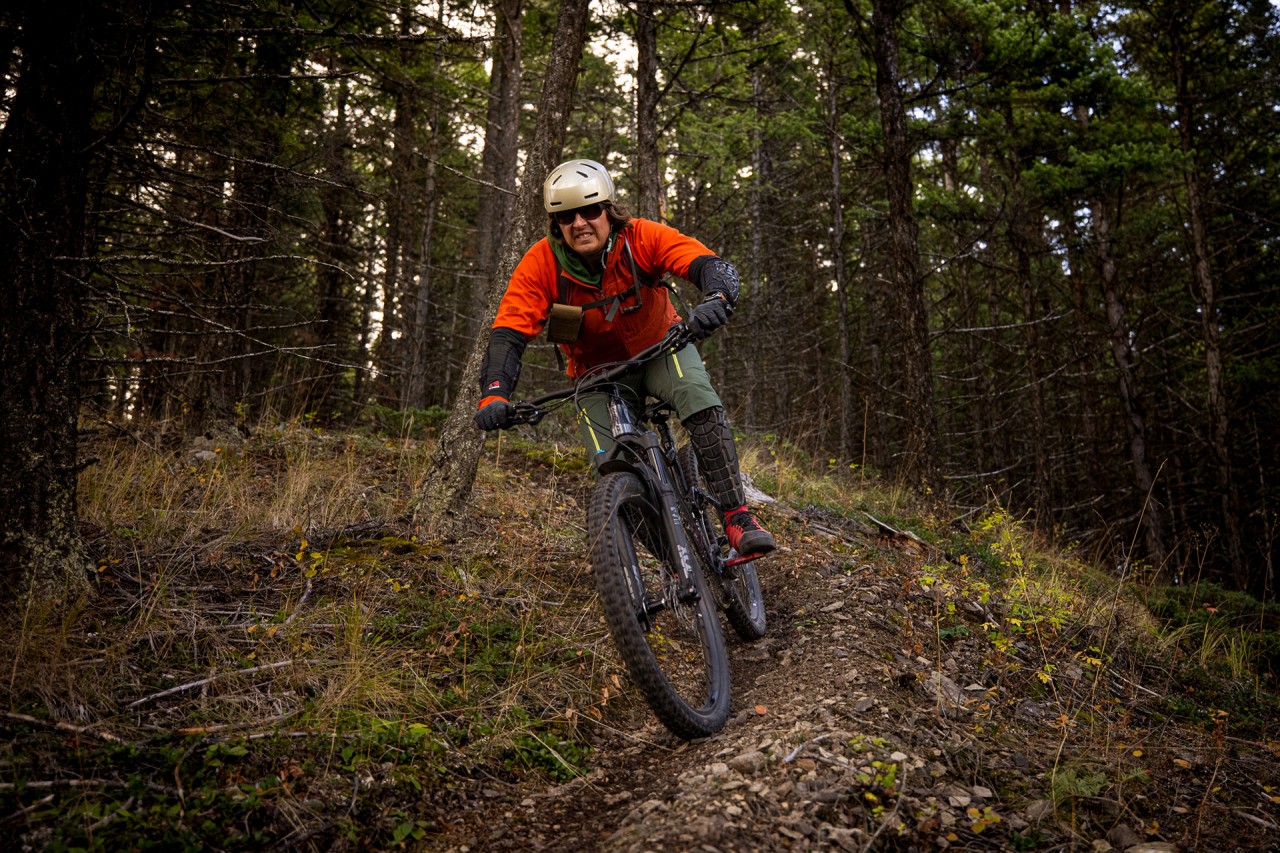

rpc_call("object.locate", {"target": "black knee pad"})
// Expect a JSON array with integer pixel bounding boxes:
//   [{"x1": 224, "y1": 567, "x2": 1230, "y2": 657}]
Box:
[{"x1": 683, "y1": 406, "x2": 745, "y2": 510}]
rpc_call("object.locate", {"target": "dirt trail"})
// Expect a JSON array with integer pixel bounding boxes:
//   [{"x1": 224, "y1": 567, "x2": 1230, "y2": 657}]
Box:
[{"x1": 430, "y1": 507, "x2": 1280, "y2": 853}]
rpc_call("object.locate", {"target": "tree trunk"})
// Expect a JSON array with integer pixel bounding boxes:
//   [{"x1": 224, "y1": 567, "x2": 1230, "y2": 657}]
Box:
[
  {"x1": 470, "y1": 0, "x2": 523, "y2": 336},
  {"x1": 1095, "y1": 198, "x2": 1168, "y2": 574},
  {"x1": 741, "y1": 67, "x2": 766, "y2": 428},
  {"x1": 869, "y1": 0, "x2": 937, "y2": 493},
  {"x1": 0, "y1": 3, "x2": 104, "y2": 606},
  {"x1": 414, "y1": 0, "x2": 591, "y2": 535},
  {"x1": 403, "y1": 157, "x2": 440, "y2": 411},
  {"x1": 825, "y1": 73, "x2": 854, "y2": 461},
  {"x1": 1072, "y1": 93, "x2": 1170, "y2": 577},
  {"x1": 1007, "y1": 176, "x2": 1050, "y2": 523},
  {"x1": 375, "y1": 5, "x2": 420, "y2": 401},
  {"x1": 635, "y1": 0, "x2": 661, "y2": 220},
  {"x1": 351, "y1": 248, "x2": 380, "y2": 413},
  {"x1": 314, "y1": 71, "x2": 361, "y2": 417},
  {"x1": 1172, "y1": 34, "x2": 1246, "y2": 585}
]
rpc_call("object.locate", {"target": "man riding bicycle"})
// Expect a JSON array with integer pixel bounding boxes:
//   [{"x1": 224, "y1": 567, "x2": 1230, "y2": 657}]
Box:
[{"x1": 473, "y1": 158, "x2": 775, "y2": 558}]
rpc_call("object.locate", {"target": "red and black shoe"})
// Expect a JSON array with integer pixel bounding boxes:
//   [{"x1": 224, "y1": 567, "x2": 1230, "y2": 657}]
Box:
[{"x1": 724, "y1": 505, "x2": 776, "y2": 556}]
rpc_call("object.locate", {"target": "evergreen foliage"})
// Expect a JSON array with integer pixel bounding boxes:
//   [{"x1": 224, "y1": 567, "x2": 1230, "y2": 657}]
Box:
[{"x1": 2, "y1": 0, "x2": 1277, "y2": 596}]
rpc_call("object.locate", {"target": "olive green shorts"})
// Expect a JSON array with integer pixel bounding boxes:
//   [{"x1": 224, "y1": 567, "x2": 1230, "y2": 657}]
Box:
[{"x1": 575, "y1": 343, "x2": 721, "y2": 465}]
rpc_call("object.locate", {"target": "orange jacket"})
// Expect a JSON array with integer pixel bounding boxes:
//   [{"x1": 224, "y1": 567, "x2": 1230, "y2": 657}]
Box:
[{"x1": 493, "y1": 218, "x2": 712, "y2": 378}]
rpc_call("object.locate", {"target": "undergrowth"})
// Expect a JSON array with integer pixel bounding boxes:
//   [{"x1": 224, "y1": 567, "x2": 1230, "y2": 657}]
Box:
[
  {"x1": 2, "y1": 415, "x2": 1276, "y2": 850},
  {"x1": 912, "y1": 501, "x2": 1279, "y2": 843},
  {"x1": 2, "y1": 418, "x2": 610, "y2": 850},
  {"x1": 744, "y1": 431, "x2": 1278, "y2": 845}
]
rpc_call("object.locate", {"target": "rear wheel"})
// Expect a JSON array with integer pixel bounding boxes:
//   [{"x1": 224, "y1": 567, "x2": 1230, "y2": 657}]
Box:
[
  {"x1": 587, "y1": 470, "x2": 731, "y2": 738},
  {"x1": 677, "y1": 444, "x2": 767, "y2": 641}
]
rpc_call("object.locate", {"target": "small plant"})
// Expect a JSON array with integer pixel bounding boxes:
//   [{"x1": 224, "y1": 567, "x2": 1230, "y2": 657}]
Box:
[
  {"x1": 365, "y1": 403, "x2": 449, "y2": 438},
  {"x1": 1051, "y1": 765, "x2": 1108, "y2": 806},
  {"x1": 505, "y1": 729, "x2": 591, "y2": 781}
]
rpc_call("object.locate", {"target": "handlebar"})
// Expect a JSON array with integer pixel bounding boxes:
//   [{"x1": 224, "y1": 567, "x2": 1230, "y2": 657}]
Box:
[{"x1": 508, "y1": 323, "x2": 695, "y2": 427}]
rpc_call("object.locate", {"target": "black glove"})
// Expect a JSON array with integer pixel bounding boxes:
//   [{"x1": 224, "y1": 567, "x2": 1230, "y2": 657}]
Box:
[
  {"x1": 475, "y1": 397, "x2": 514, "y2": 431},
  {"x1": 687, "y1": 295, "x2": 732, "y2": 339}
]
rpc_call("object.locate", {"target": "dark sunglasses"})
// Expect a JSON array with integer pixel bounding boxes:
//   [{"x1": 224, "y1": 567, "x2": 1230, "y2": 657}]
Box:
[{"x1": 553, "y1": 202, "x2": 606, "y2": 226}]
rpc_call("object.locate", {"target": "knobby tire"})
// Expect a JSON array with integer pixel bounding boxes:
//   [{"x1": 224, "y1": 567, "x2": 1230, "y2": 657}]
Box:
[{"x1": 587, "y1": 471, "x2": 731, "y2": 739}]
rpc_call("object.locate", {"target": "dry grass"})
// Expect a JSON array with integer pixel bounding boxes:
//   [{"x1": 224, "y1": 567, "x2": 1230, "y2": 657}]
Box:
[
  {"x1": 7, "y1": 421, "x2": 616, "y2": 759},
  {"x1": 4, "y1": 417, "x2": 1276, "y2": 849}
]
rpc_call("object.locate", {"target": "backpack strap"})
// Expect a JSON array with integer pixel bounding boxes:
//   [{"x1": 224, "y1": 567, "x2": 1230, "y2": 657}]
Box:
[
  {"x1": 546, "y1": 235, "x2": 666, "y2": 375},
  {"x1": 551, "y1": 235, "x2": 657, "y2": 322}
]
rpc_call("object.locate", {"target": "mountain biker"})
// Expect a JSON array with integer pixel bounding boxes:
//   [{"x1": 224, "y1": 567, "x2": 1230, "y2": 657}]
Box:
[{"x1": 474, "y1": 158, "x2": 775, "y2": 557}]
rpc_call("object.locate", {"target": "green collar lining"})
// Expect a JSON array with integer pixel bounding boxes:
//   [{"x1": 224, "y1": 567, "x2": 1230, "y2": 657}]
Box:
[{"x1": 550, "y1": 232, "x2": 616, "y2": 287}]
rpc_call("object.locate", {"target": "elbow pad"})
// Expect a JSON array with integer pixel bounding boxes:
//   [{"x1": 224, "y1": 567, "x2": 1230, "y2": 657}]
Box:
[
  {"x1": 688, "y1": 255, "x2": 740, "y2": 309},
  {"x1": 479, "y1": 327, "x2": 527, "y2": 400}
]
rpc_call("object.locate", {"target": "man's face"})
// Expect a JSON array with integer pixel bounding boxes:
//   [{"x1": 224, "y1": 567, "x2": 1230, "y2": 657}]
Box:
[{"x1": 555, "y1": 202, "x2": 610, "y2": 258}]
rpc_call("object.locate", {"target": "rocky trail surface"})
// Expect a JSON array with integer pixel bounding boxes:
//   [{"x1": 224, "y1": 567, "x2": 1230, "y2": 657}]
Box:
[{"x1": 431, "y1": 506, "x2": 1280, "y2": 853}]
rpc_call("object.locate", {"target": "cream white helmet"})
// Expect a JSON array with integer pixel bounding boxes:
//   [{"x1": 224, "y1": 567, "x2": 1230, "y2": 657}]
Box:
[{"x1": 543, "y1": 159, "x2": 616, "y2": 212}]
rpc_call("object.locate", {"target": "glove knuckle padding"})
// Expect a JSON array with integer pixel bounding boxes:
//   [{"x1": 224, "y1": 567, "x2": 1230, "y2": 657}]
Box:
[
  {"x1": 683, "y1": 406, "x2": 745, "y2": 508},
  {"x1": 706, "y1": 259, "x2": 740, "y2": 306},
  {"x1": 476, "y1": 400, "x2": 512, "y2": 431},
  {"x1": 690, "y1": 299, "x2": 728, "y2": 336}
]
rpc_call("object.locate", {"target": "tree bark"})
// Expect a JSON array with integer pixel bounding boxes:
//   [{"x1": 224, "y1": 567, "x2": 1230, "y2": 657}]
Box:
[
  {"x1": 0, "y1": 3, "x2": 105, "y2": 606},
  {"x1": 470, "y1": 0, "x2": 524, "y2": 336},
  {"x1": 375, "y1": 3, "x2": 420, "y2": 401},
  {"x1": 739, "y1": 68, "x2": 767, "y2": 428},
  {"x1": 635, "y1": 0, "x2": 662, "y2": 220},
  {"x1": 415, "y1": 0, "x2": 591, "y2": 535},
  {"x1": 1094, "y1": 196, "x2": 1169, "y2": 575},
  {"x1": 824, "y1": 71, "x2": 854, "y2": 461},
  {"x1": 403, "y1": 156, "x2": 440, "y2": 411},
  {"x1": 1172, "y1": 30, "x2": 1246, "y2": 585},
  {"x1": 869, "y1": 0, "x2": 938, "y2": 493},
  {"x1": 1005, "y1": 163, "x2": 1050, "y2": 522},
  {"x1": 404, "y1": 5, "x2": 447, "y2": 412},
  {"x1": 314, "y1": 71, "x2": 361, "y2": 416}
]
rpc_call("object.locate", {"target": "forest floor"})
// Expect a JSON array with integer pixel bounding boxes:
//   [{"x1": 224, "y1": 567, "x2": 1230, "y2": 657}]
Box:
[{"x1": 3, "y1": 420, "x2": 1279, "y2": 852}]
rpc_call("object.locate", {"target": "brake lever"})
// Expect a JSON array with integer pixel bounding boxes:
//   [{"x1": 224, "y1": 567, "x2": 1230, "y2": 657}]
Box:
[
  {"x1": 666, "y1": 322, "x2": 693, "y2": 351},
  {"x1": 510, "y1": 401, "x2": 545, "y2": 426}
]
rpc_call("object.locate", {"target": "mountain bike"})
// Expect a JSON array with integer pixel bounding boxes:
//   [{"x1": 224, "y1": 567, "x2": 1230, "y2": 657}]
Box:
[{"x1": 506, "y1": 323, "x2": 767, "y2": 738}]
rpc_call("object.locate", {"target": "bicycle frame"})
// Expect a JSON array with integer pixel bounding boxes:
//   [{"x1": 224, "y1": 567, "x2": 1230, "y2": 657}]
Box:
[
  {"x1": 505, "y1": 324, "x2": 767, "y2": 737},
  {"x1": 511, "y1": 324, "x2": 710, "y2": 604}
]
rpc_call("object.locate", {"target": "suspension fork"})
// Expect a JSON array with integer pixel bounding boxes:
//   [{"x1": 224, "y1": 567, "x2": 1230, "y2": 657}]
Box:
[
  {"x1": 607, "y1": 427, "x2": 700, "y2": 604},
  {"x1": 641, "y1": 435, "x2": 702, "y2": 603}
]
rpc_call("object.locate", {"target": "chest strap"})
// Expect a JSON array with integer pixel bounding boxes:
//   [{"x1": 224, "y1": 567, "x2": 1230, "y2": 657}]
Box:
[{"x1": 554, "y1": 235, "x2": 656, "y2": 322}]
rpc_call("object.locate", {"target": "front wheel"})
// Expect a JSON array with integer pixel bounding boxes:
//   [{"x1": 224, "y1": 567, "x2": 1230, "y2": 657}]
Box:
[
  {"x1": 677, "y1": 444, "x2": 767, "y2": 641},
  {"x1": 587, "y1": 471, "x2": 731, "y2": 739}
]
